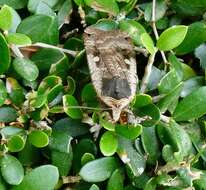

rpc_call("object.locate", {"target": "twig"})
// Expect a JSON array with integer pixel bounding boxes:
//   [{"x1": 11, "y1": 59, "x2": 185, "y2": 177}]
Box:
[
  {"x1": 17, "y1": 43, "x2": 78, "y2": 57},
  {"x1": 151, "y1": 0, "x2": 168, "y2": 65},
  {"x1": 140, "y1": 53, "x2": 156, "y2": 93},
  {"x1": 10, "y1": 44, "x2": 24, "y2": 58},
  {"x1": 65, "y1": 106, "x2": 112, "y2": 111}
]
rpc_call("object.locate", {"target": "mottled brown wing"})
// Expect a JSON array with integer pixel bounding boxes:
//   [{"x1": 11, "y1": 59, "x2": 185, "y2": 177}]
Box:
[{"x1": 84, "y1": 27, "x2": 138, "y2": 117}]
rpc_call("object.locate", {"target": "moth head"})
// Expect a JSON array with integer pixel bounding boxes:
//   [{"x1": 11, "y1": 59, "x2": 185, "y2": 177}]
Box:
[{"x1": 101, "y1": 96, "x2": 130, "y2": 122}]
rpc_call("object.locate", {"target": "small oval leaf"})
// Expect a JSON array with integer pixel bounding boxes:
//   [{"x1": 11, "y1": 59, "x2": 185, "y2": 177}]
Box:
[
  {"x1": 157, "y1": 25, "x2": 188, "y2": 51},
  {"x1": 13, "y1": 57, "x2": 39, "y2": 81},
  {"x1": 79, "y1": 157, "x2": 119, "y2": 182},
  {"x1": 28, "y1": 130, "x2": 49, "y2": 148},
  {"x1": 100, "y1": 131, "x2": 118, "y2": 156},
  {"x1": 1, "y1": 154, "x2": 24, "y2": 185}
]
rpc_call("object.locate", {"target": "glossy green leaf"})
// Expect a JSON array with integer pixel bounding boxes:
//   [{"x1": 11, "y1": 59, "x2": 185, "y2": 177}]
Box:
[
  {"x1": 6, "y1": 77, "x2": 25, "y2": 106},
  {"x1": 140, "y1": 33, "x2": 157, "y2": 55},
  {"x1": 119, "y1": 19, "x2": 146, "y2": 46},
  {"x1": 12, "y1": 165, "x2": 59, "y2": 190},
  {"x1": 157, "y1": 82, "x2": 183, "y2": 113},
  {"x1": 181, "y1": 76, "x2": 204, "y2": 97},
  {"x1": 195, "y1": 44, "x2": 206, "y2": 69},
  {"x1": 27, "y1": 0, "x2": 59, "y2": 13},
  {"x1": 107, "y1": 169, "x2": 124, "y2": 190},
  {"x1": 144, "y1": 0, "x2": 167, "y2": 22},
  {"x1": 0, "y1": 0, "x2": 27, "y2": 9},
  {"x1": 58, "y1": 0, "x2": 73, "y2": 27},
  {"x1": 132, "y1": 94, "x2": 152, "y2": 108},
  {"x1": 141, "y1": 127, "x2": 161, "y2": 165},
  {"x1": 84, "y1": 0, "x2": 119, "y2": 16},
  {"x1": 28, "y1": 130, "x2": 49, "y2": 148},
  {"x1": 100, "y1": 131, "x2": 118, "y2": 156},
  {"x1": 100, "y1": 118, "x2": 115, "y2": 131},
  {"x1": 79, "y1": 157, "x2": 119, "y2": 182},
  {"x1": 133, "y1": 104, "x2": 160, "y2": 127},
  {"x1": 35, "y1": 1, "x2": 56, "y2": 16},
  {"x1": 115, "y1": 124, "x2": 142, "y2": 140},
  {"x1": 6, "y1": 33, "x2": 31, "y2": 45},
  {"x1": 8, "y1": 135, "x2": 25, "y2": 152},
  {"x1": 157, "y1": 25, "x2": 188, "y2": 51},
  {"x1": 174, "y1": 86, "x2": 206, "y2": 121},
  {"x1": 158, "y1": 69, "x2": 181, "y2": 94},
  {"x1": 89, "y1": 184, "x2": 100, "y2": 190},
  {"x1": 1, "y1": 154, "x2": 24, "y2": 185},
  {"x1": 0, "y1": 107, "x2": 17, "y2": 122},
  {"x1": 73, "y1": 139, "x2": 97, "y2": 173},
  {"x1": 0, "y1": 5, "x2": 12, "y2": 30},
  {"x1": 49, "y1": 130, "x2": 72, "y2": 153},
  {"x1": 117, "y1": 137, "x2": 146, "y2": 176},
  {"x1": 17, "y1": 15, "x2": 59, "y2": 45},
  {"x1": 81, "y1": 83, "x2": 98, "y2": 107},
  {"x1": 51, "y1": 150, "x2": 73, "y2": 176},
  {"x1": 81, "y1": 153, "x2": 95, "y2": 166},
  {"x1": 0, "y1": 79, "x2": 7, "y2": 106},
  {"x1": 0, "y1": 33, "x2": 10, "y2": 74},
  {"x1": 52, "y1": 118, "x2": 89, "y2": 137},
  {"x1": 13, "y1": 57, "x2": 39, "y2": 81},
  {"x1": 32, "y1": 75, "x2": 63, "y2": 108},
  {"x1": 175, "y1": 22, "x2": 206, "y2": 55},
  {"x1": 63, "y1": 94, "x2": 83, "y2": 119}
]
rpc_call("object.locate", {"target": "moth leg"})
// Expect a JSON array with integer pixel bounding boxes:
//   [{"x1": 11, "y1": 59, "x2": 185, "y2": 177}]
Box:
[{"x1": 78, "y1": 6, "x2": 87, "y2": 28}]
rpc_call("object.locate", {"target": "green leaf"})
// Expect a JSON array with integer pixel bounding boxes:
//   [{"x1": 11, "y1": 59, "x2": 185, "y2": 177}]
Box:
[
  {"x1": 13, "y1": 57, "x2": 39, "y2": 82},
  {"x1": 52, "y1": 118, "x2": 89, "y2": 137},
  {"x1": 12, "y1": 165, "x2": 59, "y2": 190},
  {"x1": 0, "y1": 33, "x2": 10, "y2": 74},
  {"x1": 0, "y1": 5, "x2": 12, "y2": 30},
  {"x1": 117, "y1": 137, "x2": 146, "y2": 176},
  {"x1": 174, "y1": 86, "x2": 206, "y2": 121},
  {"x1": 89, "y1": 184, "x2": 100, "y2": 190},
  {"x1": 100, "y1": 131, "x2": 118, "y2": 156},
  {"x1": 144, "y1": 0, "x2": 167, "y2": 22},
  {"x1": 115, "y1": 124, "x2": 142, "y2": 140},
  {"x1": 157, "y1": 25, "x2": 188, "y2": 51},
  {"x1": 0, "y1": 79, "x2": 7, "y2": 106},
  {"x1": 28, "y1": 130, "x2": 49, "y2": 148},
  {"x1": 6, "y1": 77, "x2": 25, "y2": 106},
  {"x1": 84, "y1": 0, "x2": 119, "y2": 16},
  {"x1": 132, "y1": 94, "x2": 152, "y2": 108},
  {"x1": 73, "y1": 139, "x2": 97, "y2": 173},
  {"x1": 119, "y1": 19, "x2": 146, "y2": 46},
  {"x1": 51, "y1": 150, "x2": 73, "y2": 176},
  {"x1": 6, "y1": 33, "x2": 31, "y2": 45},
  {"x1": 175, "y1": 22, "x2": 206, "y2": 55},
  {"x1": 1, "y1": 154, "x2": 24, "y2": 185},
  {"x1": 32, "y1": 75, "x2": 63, "y2": 108},
  {"x1": 0, "y1": 107, "x2": 17, "y2": 122},
  {"x1": 141, "y1": 127, "x2": 161, "y2": 165},
  {"x1": 0, "y1": 0, "x2": 27, "y2": 9},
  {"x1": 49, "y1": 130, "x2": 72, "y2": 153},
  {"x1": 8, "y1": 135, "x2": 25, "y2": 152},
  {"x1": 17, "y1": 15, "x2": 59, "y2": 45},
  {"x1": 195, "y1": 44, "x2": 206, "y2": 69},
  {"x1": 158, "y1": 69, "x2": 181, "y2": 94},
  {"x1": 107, "y1": 169, "x2": 124, "y2": 190},
  {"x1": 63, "y1": 95, "x2": 83, "y2": 119},
  {"x1": 35, "y1": 1, "x2": 56, "y2": 16},
  {"x1": 79, "y1": 157, "x2": 119, "y2": 182},
  {"x1": 27, "y1": 0, "x2": 59, "y2": 13},
  {"x1": 181, "y1": 76, "x2": 204, "y2": 97},
  {"x1": 58, "y1": 0, "x2": 73, "y2": 27},
  {"x1": 81, "y1": 153, "x2": 95, "y2": 166},
  {"x1": 140, "y1": 33, "x2": 157, "y2": 55}
]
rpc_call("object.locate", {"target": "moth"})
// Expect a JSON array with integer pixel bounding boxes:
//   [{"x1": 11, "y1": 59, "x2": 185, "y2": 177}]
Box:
[{"x1": 84, "y1": 26, "x2": 138, "y2": 122}]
